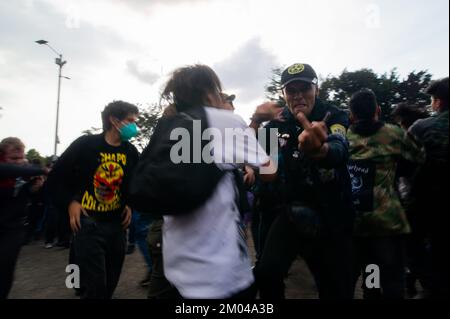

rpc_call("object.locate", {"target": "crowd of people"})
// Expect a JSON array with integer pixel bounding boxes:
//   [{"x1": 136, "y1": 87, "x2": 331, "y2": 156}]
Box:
[{"x1": 0, "y1": 62, "x2": 448, "y2": 300}]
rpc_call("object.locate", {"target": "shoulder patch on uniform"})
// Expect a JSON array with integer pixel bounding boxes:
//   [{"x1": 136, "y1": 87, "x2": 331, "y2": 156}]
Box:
[{"x1": 330, "y1": 124, "x2": 346, "y2": 136}]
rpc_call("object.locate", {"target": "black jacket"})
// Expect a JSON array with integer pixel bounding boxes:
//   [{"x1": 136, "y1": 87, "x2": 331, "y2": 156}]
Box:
[
  {"x1": 261, "y1": 99, "x2": 354, "y2": 235},
  {"x1": 0, "y1": 164, "x2": 45, "y2": 230}
]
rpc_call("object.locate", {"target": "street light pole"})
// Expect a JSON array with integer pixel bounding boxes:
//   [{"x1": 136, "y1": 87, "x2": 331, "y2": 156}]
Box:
[
  {"x1": 54, "y1": 54, "x2": 66, "y2": 156},
  {"x1": 35, "y1": 40, "x2": 68, "y2": 156}
]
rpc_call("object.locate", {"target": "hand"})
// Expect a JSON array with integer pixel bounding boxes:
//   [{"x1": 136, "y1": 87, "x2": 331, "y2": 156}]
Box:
[
  {"x1": 122, "y1": 206, "x2": 132, "y2": 229},
  {"x1": 251, "y1": 102, "x2": 285, "y2": 124},
  {"x1": 297, "y1": 112, "x2": 329, "y2": 158},
  {"x1": 68, "y1": 201, "x2": 88, "y2": 233},
  {"x1": 243, "y1": 166, "x2": 256, "y2": 186}
]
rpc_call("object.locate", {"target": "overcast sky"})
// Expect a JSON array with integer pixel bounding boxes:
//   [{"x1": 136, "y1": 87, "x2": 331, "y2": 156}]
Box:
[{"x1": 0, "y1": 0, "x2": 448, "y2": 156}]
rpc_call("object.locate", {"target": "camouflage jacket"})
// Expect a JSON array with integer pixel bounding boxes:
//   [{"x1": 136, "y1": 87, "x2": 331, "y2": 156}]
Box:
[
  {"x1": 409, "y1": 110, "x2": 449, "y2": 202},
  {"x1": 347, "y1": 123, "x2": 425, "y2": 237}
]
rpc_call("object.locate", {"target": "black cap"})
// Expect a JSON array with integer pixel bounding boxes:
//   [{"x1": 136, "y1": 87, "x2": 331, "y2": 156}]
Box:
[{"x1": 281, "y1": 63, "x2": 318, "y2": 88}]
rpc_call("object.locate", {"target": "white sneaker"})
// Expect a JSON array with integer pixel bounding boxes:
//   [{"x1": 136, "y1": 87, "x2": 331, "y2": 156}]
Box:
[{"x1": 44, "y1": 243, "x2": 53, "y2": 249}]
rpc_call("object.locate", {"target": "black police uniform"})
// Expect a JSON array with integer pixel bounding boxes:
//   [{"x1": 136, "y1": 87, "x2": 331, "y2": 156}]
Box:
[{"x1": 255, "y1": 98, "x2": 355, "y2": 299}]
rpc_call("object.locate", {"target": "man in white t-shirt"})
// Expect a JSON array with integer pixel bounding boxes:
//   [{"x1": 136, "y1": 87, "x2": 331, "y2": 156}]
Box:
[{"x1": 159, "y1": 65, "x2": 276, "y2": 299}]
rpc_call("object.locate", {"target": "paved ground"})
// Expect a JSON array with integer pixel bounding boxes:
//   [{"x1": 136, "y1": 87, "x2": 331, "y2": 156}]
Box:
[{"x1": 9, "y1": 232, "x2": 362, "y2": 299}]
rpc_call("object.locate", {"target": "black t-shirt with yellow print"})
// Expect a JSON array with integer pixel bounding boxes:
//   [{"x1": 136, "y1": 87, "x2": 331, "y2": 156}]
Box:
[{"x1": 48, "y1": 133, "x2": 139, "y2": 220}]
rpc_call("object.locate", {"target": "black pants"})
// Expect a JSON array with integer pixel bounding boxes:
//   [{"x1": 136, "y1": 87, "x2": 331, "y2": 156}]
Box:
[
  {"x1": 44, "y1": 204, "x2": 58, "y2": 244},
  {"x1": 146, "y1": 219, "x2": 181, "y2": 299},
  {"x1": 25, "y1": 204, "x2": 45, "y2": 241},
  {"x1": 0, "y1": 225, "x2": 25, "y2": 299},
  {"x1": 353, "y1": 236, "x2": 406, "y2": 299},
  {"x1": 57, "y1": 209, "x2": 71, "y2": 245},
  {"x1": 73, "y1": 216, "x2": 126, "y2": 299},
  {"x1": 405, "y1": 211, "x2": 432, "y2": 294},
  {"x1": 255, "y1": 211, "x2": 354, "y2": 299},
  {"x1": 252, "y1": 206, "x2": 282, "y2": 263},
  {"x1": 430, "y1": 214, "x2": 449, "y2": 299}
]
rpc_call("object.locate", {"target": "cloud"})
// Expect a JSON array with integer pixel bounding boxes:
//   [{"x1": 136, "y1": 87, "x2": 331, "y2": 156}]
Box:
[
  {"x1": 0, "y1": 1, "x2": 134, "y2": 71},
  {"x1": 213, "y1": 37, "x2": 279, "y2": 103},
  {"x1": 117, "y1": 0, "x2": 209, "y2": 10},
  {"x1": 126, "y1": 60, "x2": 160, "y2": 85}
]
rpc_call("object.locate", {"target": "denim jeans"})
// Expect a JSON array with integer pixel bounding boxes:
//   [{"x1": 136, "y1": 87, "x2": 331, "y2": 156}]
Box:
[{"x1": 132, "y1": 211, "x2": 153, "y2": 272}]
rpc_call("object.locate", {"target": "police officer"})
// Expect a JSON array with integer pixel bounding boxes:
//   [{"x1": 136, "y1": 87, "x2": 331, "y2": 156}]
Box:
[{"x1": 251, "y1": 63, "x2": 354, "y2": 299}]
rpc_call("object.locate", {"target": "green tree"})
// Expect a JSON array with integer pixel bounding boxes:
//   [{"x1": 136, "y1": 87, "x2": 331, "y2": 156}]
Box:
[
  {"x1": 317, "y1": 68, "x2": 432, "y2": 121},
  {"x1": 264, "y1": 66, "x2": 286, "y2": 107},
  {"x1": 396, "y1": 70, "x2": 432, "y2": 107},
  {"x1": 26, "y1": 149, "x2": 45, "y2": 165},
  {"x1": 265, "y1": 67, "x2": 432, "y2": 122},
  {"x1": 318, "y1": 68, "x2": 400, "y2": 117},
  {"x1": 133, "y1": 103, "x2": 162, "y2": 151}
]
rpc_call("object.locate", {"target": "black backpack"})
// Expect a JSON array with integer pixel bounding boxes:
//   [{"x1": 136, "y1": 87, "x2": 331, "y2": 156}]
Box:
[{"x1": 128, "y1": 106, "x2": 225, "y2": 215}]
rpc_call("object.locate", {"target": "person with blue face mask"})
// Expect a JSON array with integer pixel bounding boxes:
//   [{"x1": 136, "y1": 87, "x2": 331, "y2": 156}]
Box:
[
  {"x1": 113, "y1": 118, "x2": 139, "y2": 142},
  {"x1": 47, "y1": 100, "x2": 140, "y2": 299}
]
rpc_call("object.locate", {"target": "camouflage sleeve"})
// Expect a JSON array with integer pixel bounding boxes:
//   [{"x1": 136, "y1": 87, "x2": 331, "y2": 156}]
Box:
[{"x1": 399, "y1": 126, "x2": 426, "y2": 164}]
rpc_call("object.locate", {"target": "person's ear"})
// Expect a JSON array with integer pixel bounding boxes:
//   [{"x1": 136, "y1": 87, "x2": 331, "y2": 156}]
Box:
[{"x1": 315, "y1": 85, "x2": 319, "y2": 97}]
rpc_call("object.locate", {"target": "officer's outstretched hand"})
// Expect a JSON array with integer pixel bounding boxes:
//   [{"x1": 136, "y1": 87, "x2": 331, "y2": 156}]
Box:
[{"x1": 297, "y1": 112, "x2": 329, "y2": 159}]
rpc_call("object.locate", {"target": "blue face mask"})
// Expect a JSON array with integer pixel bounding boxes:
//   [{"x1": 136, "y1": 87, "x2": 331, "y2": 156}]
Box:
[{"x1": 119, "y1": 122, "x2": 138, "y2": 141}]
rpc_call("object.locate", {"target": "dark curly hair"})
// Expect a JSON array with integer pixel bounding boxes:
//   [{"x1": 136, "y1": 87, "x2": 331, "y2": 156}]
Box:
[
  {"x1": 101, "y1": 100, "x2": 139, "y2": 131},
  {"x1": 161, "y1": 64, "x2": 222, "y2": 112},
  {"x1": 426, "y1": 77, "x2": 449, "y2": 111}
]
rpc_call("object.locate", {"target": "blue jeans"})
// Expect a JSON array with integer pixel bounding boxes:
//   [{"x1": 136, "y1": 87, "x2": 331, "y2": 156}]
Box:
[{"x1": 132, "y1": 211, "x2": 154, "y2": 272}]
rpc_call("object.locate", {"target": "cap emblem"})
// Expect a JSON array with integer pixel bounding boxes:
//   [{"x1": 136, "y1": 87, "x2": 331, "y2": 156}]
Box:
[{"x1": 287, "y1": 63, "x2": 305, "y2": 75}]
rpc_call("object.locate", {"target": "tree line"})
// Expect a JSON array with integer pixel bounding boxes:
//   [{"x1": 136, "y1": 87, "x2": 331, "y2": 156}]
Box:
[{"x1": 28, "y1": 67, "x2": 435, "y2": 159}]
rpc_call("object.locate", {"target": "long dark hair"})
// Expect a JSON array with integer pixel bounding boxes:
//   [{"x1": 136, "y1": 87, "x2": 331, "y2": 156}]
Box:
[{"x1": 161, "y1": 64, "x2": 222, "y2": 112}]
